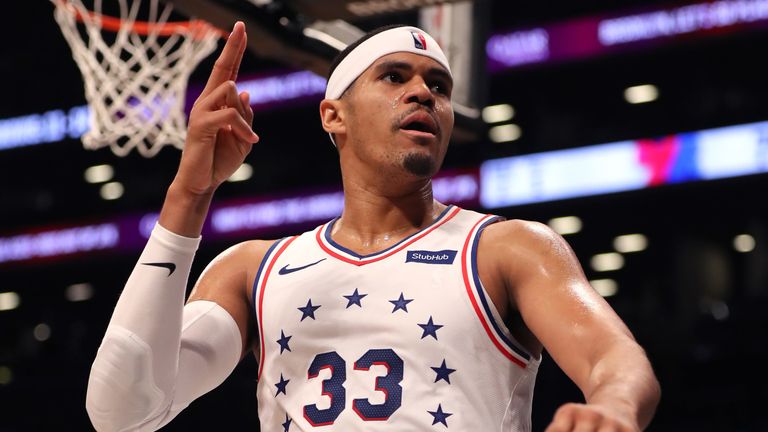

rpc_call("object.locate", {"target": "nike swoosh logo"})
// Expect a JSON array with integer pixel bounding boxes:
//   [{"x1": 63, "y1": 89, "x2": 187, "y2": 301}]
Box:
[
  {"x1": 278, "y1": 258, "x2": 326, "y2": 275},
  {"x1": 142, "y1": 262, "x2": 177, "y2": 276}
]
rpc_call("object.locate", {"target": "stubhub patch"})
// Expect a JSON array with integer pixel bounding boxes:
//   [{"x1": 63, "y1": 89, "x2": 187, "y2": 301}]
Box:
[{"x1": 405, "y1": 250, "x2": 457, "y2": 265}]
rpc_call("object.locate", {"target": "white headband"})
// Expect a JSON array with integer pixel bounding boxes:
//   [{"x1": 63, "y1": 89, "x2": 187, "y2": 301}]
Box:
[{"x1": 325, "y1": 26, "x2": 451, "y2": 100}]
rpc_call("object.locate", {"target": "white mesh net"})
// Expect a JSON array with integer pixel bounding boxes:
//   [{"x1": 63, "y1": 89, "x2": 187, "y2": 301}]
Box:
[{"x1": 51, "y1": 0, "x2": 220, "y2": 157}]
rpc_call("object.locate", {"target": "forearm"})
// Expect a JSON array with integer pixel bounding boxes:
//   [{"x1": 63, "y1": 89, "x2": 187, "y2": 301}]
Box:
[
  {"x1": 87, "y1": 224, "x2": 199, "y2": 430},
  {"x1": 107, "y1": 224, "x2": 200, "y2": 388},
  {"x1": 583, "y1": 343, "x2": 661, "y2": 430},
  {"x1": 158, "y1": 181, "x2": 215, "y2": 238}
]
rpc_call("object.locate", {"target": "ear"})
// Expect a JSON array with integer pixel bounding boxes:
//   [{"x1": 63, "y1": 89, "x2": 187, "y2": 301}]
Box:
[{"x1": 319, "y1": 99, "x2": 346, "y2": 136}]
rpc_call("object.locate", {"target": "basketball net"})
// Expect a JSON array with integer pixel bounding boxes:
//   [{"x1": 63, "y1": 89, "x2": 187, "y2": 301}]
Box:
[{"x1": 51, "y1": 0, "x2": 221, "y2": 157}]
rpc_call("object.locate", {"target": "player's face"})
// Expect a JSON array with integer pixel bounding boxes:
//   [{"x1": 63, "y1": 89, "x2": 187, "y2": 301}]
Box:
[{"x1": 342, "y1": 52, "x2": 454, "y2": 178}]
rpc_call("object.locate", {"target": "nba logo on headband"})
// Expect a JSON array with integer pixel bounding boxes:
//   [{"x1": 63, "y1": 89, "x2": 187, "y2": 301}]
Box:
[{"x1": 411, "y1": 31, "x2": 427, "y2": 50}]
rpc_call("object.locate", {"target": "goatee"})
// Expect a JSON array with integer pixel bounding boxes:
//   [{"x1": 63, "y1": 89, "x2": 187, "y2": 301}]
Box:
[{"x1": 403, "y1": 153, "x2": 435, "y2": 177}]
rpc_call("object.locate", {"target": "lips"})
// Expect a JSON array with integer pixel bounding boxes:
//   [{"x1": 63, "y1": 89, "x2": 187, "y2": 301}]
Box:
[{"x1": 399, "y1": 111, "x2": 438, "y2": 137}]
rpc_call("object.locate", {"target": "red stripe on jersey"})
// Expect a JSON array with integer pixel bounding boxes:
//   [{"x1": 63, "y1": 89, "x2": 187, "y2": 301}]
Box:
[
  {"x1": 461, "y1": 217, "x2": 527, "y2": 368},
  {"x1": 257, "y1": 236, "x2": 298, "y2": 380}
]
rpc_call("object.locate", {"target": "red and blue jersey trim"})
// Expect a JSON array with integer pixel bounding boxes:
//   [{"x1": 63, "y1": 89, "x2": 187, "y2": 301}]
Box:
[
  {"x1": 315, "y1": 205, "x2": 460, "y2": 266},
  {"x1": 252, "y1": 236, "x2": 298, "y2": 380},
  {"x1": 461, "y1": 215, "x2": 533, "y2": 368}
]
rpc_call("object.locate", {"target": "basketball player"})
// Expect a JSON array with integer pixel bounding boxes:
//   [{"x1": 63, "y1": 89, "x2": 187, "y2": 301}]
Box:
[{"x1": 85, "y1": 22, "x2": 660, "y2": 431}]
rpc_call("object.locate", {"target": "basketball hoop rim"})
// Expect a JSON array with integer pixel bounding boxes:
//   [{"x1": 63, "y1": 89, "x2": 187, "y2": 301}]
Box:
[{"x1": 52, "y1": 0, "x2": 228, "y2": 39}]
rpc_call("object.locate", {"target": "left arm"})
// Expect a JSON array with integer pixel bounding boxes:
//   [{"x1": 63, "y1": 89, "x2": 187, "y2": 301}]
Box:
[{"x1": 481, "y1": 220, "x2": 660, "y2": 431}]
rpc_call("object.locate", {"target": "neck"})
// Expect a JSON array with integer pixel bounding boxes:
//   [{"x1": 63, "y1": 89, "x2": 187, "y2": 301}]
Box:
[{"x1": 334, "y1": 175, "x2": 446, "y2": 251}]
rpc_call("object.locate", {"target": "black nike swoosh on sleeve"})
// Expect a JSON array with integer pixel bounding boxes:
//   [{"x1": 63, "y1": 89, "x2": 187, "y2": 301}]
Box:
[{"x1": 141, "y1": 262, "x2": 177, "y2": 276}]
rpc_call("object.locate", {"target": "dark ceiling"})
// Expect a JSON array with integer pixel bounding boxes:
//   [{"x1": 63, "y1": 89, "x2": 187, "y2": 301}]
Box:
[{"x1": 7, "y1": 0, "x2": 768, "y2": 234}]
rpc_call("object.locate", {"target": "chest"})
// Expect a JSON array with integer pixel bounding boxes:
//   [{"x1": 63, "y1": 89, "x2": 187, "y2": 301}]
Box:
[
  {"x1": 257, "y1": 247, "x2": 477, "y2": 350},
  {"x1": 251, "y1": 211, "x2": 541, "y2": 431}
]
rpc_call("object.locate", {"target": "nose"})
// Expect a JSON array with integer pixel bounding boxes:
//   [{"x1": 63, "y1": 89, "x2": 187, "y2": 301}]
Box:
[{"x1": 404, "y1": 76, "x2": 435, "y2": 108}]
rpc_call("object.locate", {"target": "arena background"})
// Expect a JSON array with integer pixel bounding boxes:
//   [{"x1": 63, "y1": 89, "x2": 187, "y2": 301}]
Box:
[{"x1": 1, "y1": 0, "x2": 767, "y2": 430}]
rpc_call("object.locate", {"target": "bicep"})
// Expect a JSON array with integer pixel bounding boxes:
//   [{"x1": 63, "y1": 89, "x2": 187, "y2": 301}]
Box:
[
  {"x1": 497, "y1": 222, "x2": 634, "y2": 388},
  {"x1": 176, "y1": 301, "x2": 242, "y2": 405},
  {"x1": 138, "y1": 300, "x2": 243, "y2": 430},
  {"x1": 187, "y1": 240, "x2": 273, "y2": 358}
]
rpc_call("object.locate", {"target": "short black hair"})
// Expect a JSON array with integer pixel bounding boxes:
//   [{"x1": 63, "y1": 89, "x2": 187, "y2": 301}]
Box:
[{"x1": 327, "y1": 24, "x2": 408, "y2": 95}]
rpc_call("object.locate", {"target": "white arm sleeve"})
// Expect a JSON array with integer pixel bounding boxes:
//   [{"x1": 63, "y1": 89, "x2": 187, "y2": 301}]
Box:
[{"x1": 86, "y1": 224, "x2": 242, "y2": 432}]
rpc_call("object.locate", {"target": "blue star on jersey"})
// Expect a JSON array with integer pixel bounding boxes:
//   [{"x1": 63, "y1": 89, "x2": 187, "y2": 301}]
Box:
[
  {"x1": 282, "y1": 413, "x2": 292, "y2": 431},
  {"x1": 277, "y1": 330, "x2": 292, "y2": 354},
  {"x1": 275, "y1": 373, "x2": 290, "y2": 396},
  {"x1": 343, "y1": 288, "x2": 367, "y2": 308},
  {"x1": 431, "y1": 359, "x2": 456, "y2": 384},
  {"x1": 389, "y1": 292, "x2": 414, "y2": 313},
  {"x1": 428, "y1": 403, "x2": 453, "y2": 426},
  {"x1": 418, "y1": 316, "x2": 444, "y2": 340},
  {"x1": 297, "y1": 299, "x2": 321, "y2": 321}
]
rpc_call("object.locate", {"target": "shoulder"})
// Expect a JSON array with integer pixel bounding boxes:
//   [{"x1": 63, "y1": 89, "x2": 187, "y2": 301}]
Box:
[
  {"x1": 207, "y1": 238, "x2": 281, "y2": 272},
  {"x1": 194, "y1": 238, "x2": 282, "y2": 287},
  {"x1": 210, "y1": 225, "x2": 323, "y2": 273},
  {"x1": 189, "y1": 239, "x2": 281, "y2": 303},
  {"x1": 229, "y1": 238, "x2": 281, "y2": 258},
  {"x1": 478, "y1": 219, "x2": 578, "y2": 277},
  {"x1": 480, "y1": 218, "x2": 564, "y2": 253}
]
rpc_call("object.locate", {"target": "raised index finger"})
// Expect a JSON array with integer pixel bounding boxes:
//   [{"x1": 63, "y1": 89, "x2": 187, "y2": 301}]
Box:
[{"x1": 200, "y1": 21, "x2": 247, "y2": 99}]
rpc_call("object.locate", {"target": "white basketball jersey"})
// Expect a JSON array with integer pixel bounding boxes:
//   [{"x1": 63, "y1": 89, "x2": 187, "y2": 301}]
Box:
[{"x1": 252, "y1": 206, "x2": 540, "y2": 431}]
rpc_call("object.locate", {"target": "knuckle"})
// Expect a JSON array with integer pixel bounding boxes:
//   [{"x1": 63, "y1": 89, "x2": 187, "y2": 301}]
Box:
[
  {"x1": 224, "y1": 108, "x2": 241, "y2": 120},
  {"x1": 579, "y1": 408, "x2": 602, "y2": 422},
  {"x1": 555, "y1": 402, "x2": 579, "y2": 415}
]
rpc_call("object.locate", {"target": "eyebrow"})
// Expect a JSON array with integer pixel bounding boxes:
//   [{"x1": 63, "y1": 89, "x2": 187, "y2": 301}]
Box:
[{"x1": 373, "y1": 60, "x2": 454, "y2": 87}]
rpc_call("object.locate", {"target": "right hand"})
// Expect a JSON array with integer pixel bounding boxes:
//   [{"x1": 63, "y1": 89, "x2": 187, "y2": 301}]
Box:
[{"x1": 174, "y1": 21, "x2": 259, "y2": 196}]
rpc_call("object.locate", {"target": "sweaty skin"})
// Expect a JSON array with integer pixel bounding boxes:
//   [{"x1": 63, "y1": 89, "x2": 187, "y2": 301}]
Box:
[{"x1": 166, "y1": 25, "x2": 660, "y2": 432}]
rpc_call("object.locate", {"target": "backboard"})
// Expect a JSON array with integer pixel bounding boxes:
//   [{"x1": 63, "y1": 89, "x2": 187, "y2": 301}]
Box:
[{"x1": 165, "y1": 0, "x2": 489, "y2": 143}]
